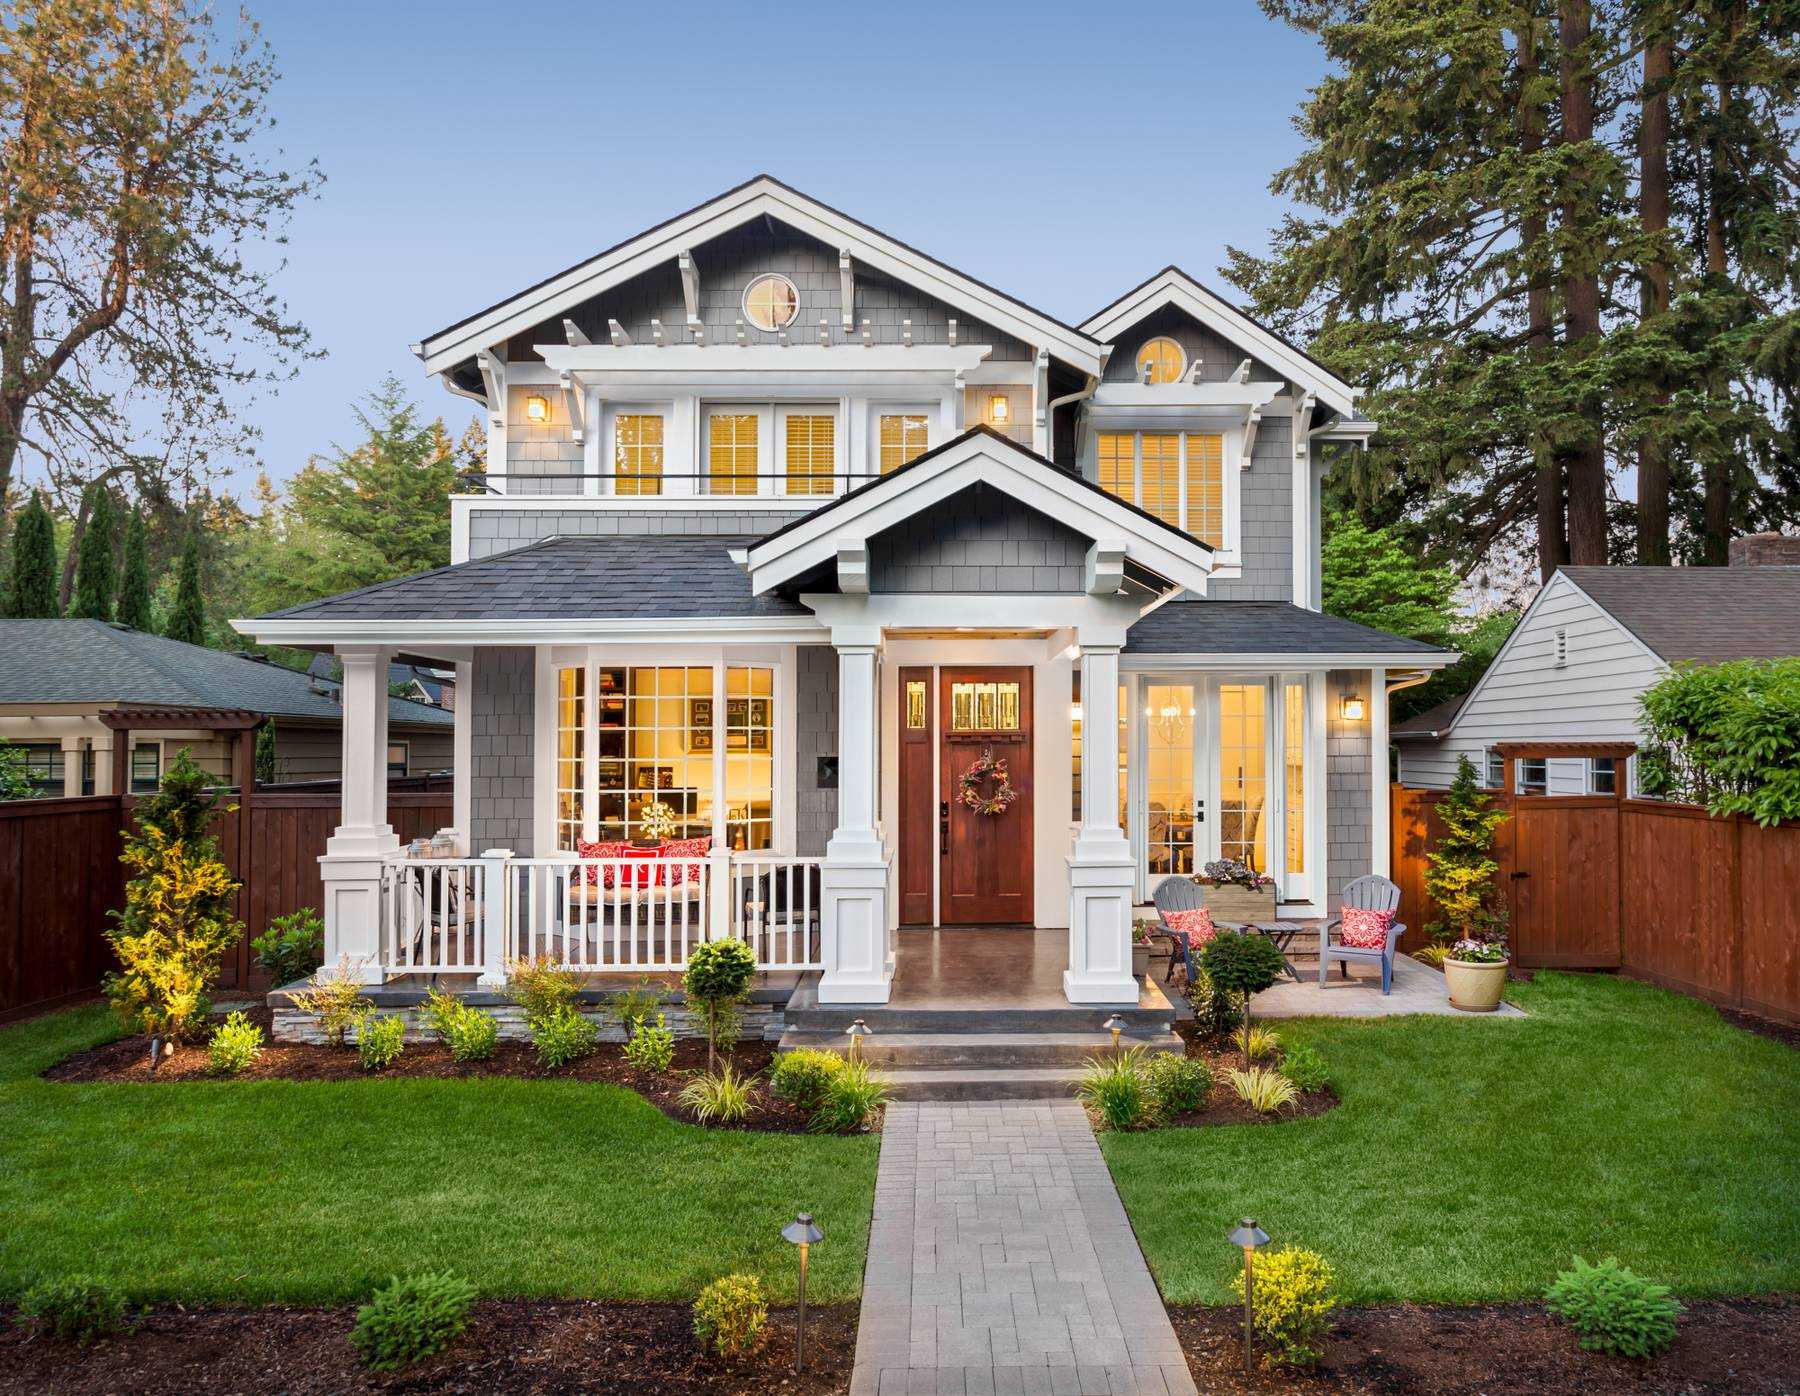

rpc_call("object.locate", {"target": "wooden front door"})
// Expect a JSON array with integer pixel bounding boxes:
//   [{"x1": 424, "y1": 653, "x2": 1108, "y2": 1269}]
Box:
[{"x1": 939, "y1": 667, "x2": 1033, "y2": 924}]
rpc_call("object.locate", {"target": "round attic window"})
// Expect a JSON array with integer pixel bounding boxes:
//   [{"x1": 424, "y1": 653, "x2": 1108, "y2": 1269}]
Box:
[
  {"x1": 742, "y1": 273, "x2": 800, "y2": 331},
  {"x1": 1135, "y1": 336, "x2": 1186, "y2": 384}
]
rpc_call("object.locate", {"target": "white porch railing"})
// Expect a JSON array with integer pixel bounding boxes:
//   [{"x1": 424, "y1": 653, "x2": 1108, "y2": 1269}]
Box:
[{"x1": 379, "y1": 852, "x2": 822, "y2": 977}]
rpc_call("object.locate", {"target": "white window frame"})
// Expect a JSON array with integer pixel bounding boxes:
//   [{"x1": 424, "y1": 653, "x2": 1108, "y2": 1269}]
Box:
[
  {"x1": 605, "y1": 403, "x2": 672, "y2": 497},
  {"x1": 703, "y1": 403, "x2": 845, "y2": 499},
  {"x1": 1516, "y1": 756, "x2": 1548, "y2": 795},
  {"x1": 1484, "y1": 747, "x2": 1505, "y2": 789},
  {"x1": 386, "y1": 741, "x2": 409, "y2": 778},
  {"x1": 741, "y1": 272, "x2": 800, "y2": 331},
  {"x1": 1134, "y1": 336, "x2": 1187, "y2": 385},
  {"x1": 869, "y1": 403, "x2": 936, "y2": 477},
  {"x1": 1095, "y1": 428, "x2": 1241, "y2": 555},
  {"x1": 1588, "y1": 755, "x2": 1617, "y2": 795}
]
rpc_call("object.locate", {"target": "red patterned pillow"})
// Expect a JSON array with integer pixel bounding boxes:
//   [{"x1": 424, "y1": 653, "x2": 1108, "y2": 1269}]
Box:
[
  {"x1": 1339, "y1": 905, "x2": 1394, "y2": 949},
  {"x1": 1165, "y1": 906, "x2": 1216, "y2": 948},
  {"x1": 662, "y1": 835, "x2": 712, "y2": 886},
  {"x1": 576, "y1": 839, "x2": 628, "y2": 888}
]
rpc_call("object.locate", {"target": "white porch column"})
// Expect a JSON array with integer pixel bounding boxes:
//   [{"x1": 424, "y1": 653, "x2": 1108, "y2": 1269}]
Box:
[
  {"x1": 319, "y1": 646, "x2": 397, "y2": 983},
  {"x1": 1370, "y1": 667, "x2": 1390, "y2": 878},
  {"x1": 1065, "y1": 641, "x2": 1139, "y2": 1003},
  {"x1": 59, "y1": 736, "x2": 84, "y2": 798},
  {"x1": 91, "y1": 734, "x2": 114, "y2": 797},
  {"x1": 818, "y1": 634, "x2": 893, "y2": 1003}
]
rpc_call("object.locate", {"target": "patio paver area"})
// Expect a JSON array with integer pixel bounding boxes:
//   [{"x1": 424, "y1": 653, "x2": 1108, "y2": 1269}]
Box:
[
  {"x1": 851, "y1": 1099, "x2": 1197, "y2": 1396},
  {"x1": 1250, "y1": 946, "x2": 1528, "y2": 1019}
]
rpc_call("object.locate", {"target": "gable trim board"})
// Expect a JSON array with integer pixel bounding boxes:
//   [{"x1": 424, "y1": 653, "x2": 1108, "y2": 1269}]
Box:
[{"x1": 416, "y1": 175, "x2": 1105, "y2": 380}]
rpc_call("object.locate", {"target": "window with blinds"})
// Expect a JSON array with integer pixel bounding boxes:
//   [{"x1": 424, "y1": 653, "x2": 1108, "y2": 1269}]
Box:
[
  {"x1": 708, "y1": 412, "x2": 759, "y2": 495},
  {"x1": 1140, "y1": 433, "x2": 1181, "y2": 528},
  {"x1": 784, "y1": 412, "x2": 836, "y2": 495},
  {"x1": 1098, "y1": 432, "x2": 1134, "y2": 505},
  {"x1": 879, "y1": 413, "x2": 930, "y2": 474},
  {"x1": 1095, "y1": 430, "x2": 1225, "y2": 545},
  {"x1": 613, "y1": 414, "x2": 663, "y2": 496},
  {"x1": 1185, "y1": 432, "x2": 1224, "y2": 546}
]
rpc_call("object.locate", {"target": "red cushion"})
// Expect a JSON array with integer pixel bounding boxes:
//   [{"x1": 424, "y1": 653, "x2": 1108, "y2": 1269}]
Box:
[
  {"x1": 621, "y1": 845, "x2": 662, "y2": 890},
  {"x1": 1165, "y1": 906, "x2": 1216, "y2": 948},
  {"x1": 576, "y1": 839, "x2": 628, "y2": 888},
  {"x1": 1339, "y1": 905, "x2": 1394, "y2": 949},
  {"x1": 662, "y1": 835, "x2": 712, "y2": 886}
]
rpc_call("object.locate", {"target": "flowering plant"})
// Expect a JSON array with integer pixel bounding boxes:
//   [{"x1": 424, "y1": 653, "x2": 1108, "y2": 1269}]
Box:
[
  {"x1": 1450, "y1": 937, "x2": 1508, "y2": 964},
  {"x1": 638, "y1": 801, "x2": 680, "y2": 841},
  {"x1": 1196, "y1": 858, "x2": 1275, "y2": 890}
]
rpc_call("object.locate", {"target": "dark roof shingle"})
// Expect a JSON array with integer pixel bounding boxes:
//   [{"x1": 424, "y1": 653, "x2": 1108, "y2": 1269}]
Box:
[
  {"x1": 1559, "y1": 565, "x2": 1800, "y2": 664},
  {"x1": 1125, "y1": 601, "x2": 1451, "y2": 657}
]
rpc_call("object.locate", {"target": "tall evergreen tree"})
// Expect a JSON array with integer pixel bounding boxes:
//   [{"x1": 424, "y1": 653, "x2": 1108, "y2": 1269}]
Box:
[
  {"x1": 69, "y1": 485, "x2": 117, "y2": 621},
  {"x1": 116, "y1": 509, "x2": 153, "y2": 630},
  {"x1": 164, "y1": 529, "x2": 206, "y2": 647},
  {"x1": 6, "y1": 492, "x2": 58, "y2": 618}
]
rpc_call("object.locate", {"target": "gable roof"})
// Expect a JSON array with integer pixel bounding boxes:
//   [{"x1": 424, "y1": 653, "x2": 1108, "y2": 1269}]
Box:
[
  {"x1": 1080, "y1": 265, "x2": 1361, "y2": 417},
  {"x1": 1124, "y1": 601, "x2": 1454, "y2": 662},
  {"x1": 0, "y1": 620, "x2": 451, "y2": 727},
  {"x1": 1559, "y1": 565, "x2": 1800, "y2": 665},
  {"x1": 416, "y1": 174, "x2": 1106, "y2": 379},
  {"x1": 1391, "y1": 692, "x2": 1469, "y2": 740}
]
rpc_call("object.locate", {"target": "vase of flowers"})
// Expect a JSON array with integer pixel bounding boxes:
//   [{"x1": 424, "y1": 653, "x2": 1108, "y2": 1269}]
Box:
[
  {"x1": 1131, "y1": 919, "x2": 1157, "y2": 980},
  {"x1": 1443, "y1": 937, "x2": 1509, "y2": 1012},
  {"x1": 1194, "y1": 859, "x2": 1277, "y2": 922},
  {"x1": 635, "y1": 800, "x2": 679, "y2": 848}
]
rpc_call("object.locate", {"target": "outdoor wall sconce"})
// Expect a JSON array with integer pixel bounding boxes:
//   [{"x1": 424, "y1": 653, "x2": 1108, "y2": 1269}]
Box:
[
  {"x1": 988, "y1": 393, "x2": 1009, "y2": 424},
  {"x1": 1341, "y1": 694, "x2": 1366, "y2": 722},
  {"x1": 524, "y1": 393, "x2": 550, "y2": 425}
]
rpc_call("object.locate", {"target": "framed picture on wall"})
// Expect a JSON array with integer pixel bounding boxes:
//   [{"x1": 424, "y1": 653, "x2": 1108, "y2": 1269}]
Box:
[
  {"x1": 688, "y1": 698, "x2": 714, "y2": 752},
  {"x1": 724, "y1": 697, "x2": 772, "y2": 751}
]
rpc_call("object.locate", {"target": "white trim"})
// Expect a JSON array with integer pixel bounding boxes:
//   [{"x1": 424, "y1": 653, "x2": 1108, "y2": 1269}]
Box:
[
  {"x1": 233, "y1": 616, "x2": 831, "y2": 649},
  {"x1": 1370, "y1": 667, "x2": 1390, "y2": 878},
  {"x1": 1080, "y1": 268, "x2": 1361, "y2": 417},
  {"x1": 1120, "y1": 651, "x2": 1453, "y2": 671},
  {"x1": 742, "y1": 272, "x2": 800, "y2": 331},
  {"x1": 417, "y1": 178, "x2": 1104, "y2": 377}
]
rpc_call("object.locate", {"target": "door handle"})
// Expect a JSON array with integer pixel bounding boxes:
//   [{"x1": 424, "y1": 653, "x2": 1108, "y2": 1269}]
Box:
[
  {"x1": 1509, "y1": 871, "x2": 1529, "y2": 879},
  {"x1": 939, "y1": 801, "x2": 949, "y2": 854}
]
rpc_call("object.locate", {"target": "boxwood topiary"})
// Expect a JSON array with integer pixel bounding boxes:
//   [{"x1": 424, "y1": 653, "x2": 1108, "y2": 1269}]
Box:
[{"x1": 1200, "y1": 930, "x2": 1287, "y2": 1065}]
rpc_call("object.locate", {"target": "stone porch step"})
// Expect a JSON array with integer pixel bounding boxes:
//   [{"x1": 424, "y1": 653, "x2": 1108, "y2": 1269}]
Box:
[
  {"x1": 777, "y1": 1029, "x2": 1185, "y2": 1069},
  {"x1": 782, "y1": 979, "x2": 1183, "y2": 1035},
  {"x1": 875, "y1": 1066, "x2": 1090, "y2": 1102}
]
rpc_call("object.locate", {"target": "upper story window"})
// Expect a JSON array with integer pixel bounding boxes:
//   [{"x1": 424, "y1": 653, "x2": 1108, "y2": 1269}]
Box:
[
  {"x1": 1135, "y1": 337, "x2": 1186, "y2": 385},
  {"x1": 742, "y1": 274, "x2": 799, "y2": 331},
  {"x1": 614, "y1": 413, "x2": 664, "y2": 496},
  {"x1": 707, "y1": 405, "x2": 839, "y2": 497},
  {"x1": 1097, "y1": 431, "x2": 1225, "y2": 546},
  {"x1": 879, "y1": 413, "x2": 930, "y2": 474}
]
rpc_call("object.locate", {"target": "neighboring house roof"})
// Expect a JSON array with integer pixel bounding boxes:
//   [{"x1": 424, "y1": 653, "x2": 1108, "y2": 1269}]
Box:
[
  {"x1": 1391, "y1": 693, "x2": 1468, "y2": 740},
  {"x1": 0, "y1": 620, "x2": 451, "y2": 728},
  {"x1": 1558, "y1": 565, "x2": 1800, "y2": 665},
  {"x1": 306, "y1": 653, "x2": 452, "y2": 705},
  {"x1": 259, "y1": 536, "x2": 808, "y2": 622},
  {"x1": 1123, "y1": 601, "x2": 1453, "y2": 660}
]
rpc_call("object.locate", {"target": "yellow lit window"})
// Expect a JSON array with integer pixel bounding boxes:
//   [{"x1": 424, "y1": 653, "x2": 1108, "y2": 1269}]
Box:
[
  {"x1": 613, "y1": 414, "x2": 663, "y2": 496},
  {"x1": 1098, "y1": 433, "x2": 1135, "y2": 506},
  {"x1": 556, "y1": 666, "x2": 586, "y2": 850},
  {"x1": 708, "y1": 413, "x2": 759, "y2": 495},
  {"x1": 784, "y1": 413, "x2": 836, "y2": 495},
  {"x1": 948, "y1": 681, "x2": 1020, "y2": 732},
  {"x1": 1284, "y1": 681, "x2": 1306, "y2": 876},
  {"x1": 743, "y1": 274, "x2": 799, "y2": 331},
  {"x1": 1140, "y1": 433, "x2": 1181, "y2": 529},
  {"x1": 1185, "y1": 432, "x2": 1224, "y2": 547},
  {"x1": 1135, "y1": 336, "x2": 1186, "y2": 384},
  {"x1": 879, "y1": 414, "x2": 930, "y2": 474}
]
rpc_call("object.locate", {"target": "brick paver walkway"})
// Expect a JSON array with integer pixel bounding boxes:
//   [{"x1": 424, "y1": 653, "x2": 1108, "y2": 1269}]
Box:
[{"x1": 850, "y1": 1100, "x2": 1198, "y2": 1396}]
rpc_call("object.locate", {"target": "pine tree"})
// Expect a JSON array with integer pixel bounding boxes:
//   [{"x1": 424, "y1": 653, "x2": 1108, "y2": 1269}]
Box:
[
  {"x1": 1423, "y1": 755, "x2": 1510, "y2": 944},
  {"x1": 6, "y1": 493, "x2": 59, "y2": 618},
  {"x1": 164, "y1": 529, "x2": 206, "y2": 646},
  {"x1": 116, "y1": 509, "x2": 153, "y2": 630},
  {"x1": 69, "y1": 485, "x2": 117, "y2": 621}
]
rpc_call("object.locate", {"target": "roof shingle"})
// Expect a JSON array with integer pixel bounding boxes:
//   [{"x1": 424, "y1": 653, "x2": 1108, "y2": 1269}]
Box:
[
  {"x1": 1559, "y1": 565, "x2": 1800, "y2": 665},
  {"x1": 1124, "y1": 601, "x2": 1450, "y2": 657}
]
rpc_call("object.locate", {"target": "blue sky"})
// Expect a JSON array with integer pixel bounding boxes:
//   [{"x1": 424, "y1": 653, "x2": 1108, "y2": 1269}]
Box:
[{"x1": 233, "y1": 0, "x2": 1326, "y2": 495}]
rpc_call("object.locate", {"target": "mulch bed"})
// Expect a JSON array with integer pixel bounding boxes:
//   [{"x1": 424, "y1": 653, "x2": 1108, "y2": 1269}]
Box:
[
  {"x1": 42, "y1": 1008, "x2": 857, "y2": 1136},
  {"x1": 1719, "y1": 1005, "x2": 1800, "y2": 1051},
  {"x1": 1168, "y1": 1295, "x2": 1800, "y2": 1394},
  {"x1": 1155, "y1": 1020, "x2": 1338, "y2": 1127},
  {"x1": 0, "y1": 1299, "x2": 857, "y2": 1395}
]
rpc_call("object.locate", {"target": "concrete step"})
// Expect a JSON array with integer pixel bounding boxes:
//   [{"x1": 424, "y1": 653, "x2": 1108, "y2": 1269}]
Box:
[
  {"x1": 877, "y1": 1066, "x2": 1089, "y2": 1102},
  {"x1": 783, "y1": 981, "x2": 1184, "y2": 1035},
  {"x1": 778, "y1": 1029, "x2": 1185, "y2": 1069}
]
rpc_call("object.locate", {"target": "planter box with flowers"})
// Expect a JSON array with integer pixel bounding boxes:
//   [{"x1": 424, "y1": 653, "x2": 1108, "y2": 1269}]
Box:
[
  {"x1": 1193, "y1": 859, "x2": 1277, "y2": 922},
  {"x1": 1443, "y1": 937, "x2": 1510, "y2": 1012}
]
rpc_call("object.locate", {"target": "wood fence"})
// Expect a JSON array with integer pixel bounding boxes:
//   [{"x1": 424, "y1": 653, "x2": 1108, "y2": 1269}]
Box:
[
  {"x1": 0, "y1": 782, "x2": 452, "y2": 1018},
  {"x1": 1392, "y1": 783, "x2": 1800, "y2": 1025}
]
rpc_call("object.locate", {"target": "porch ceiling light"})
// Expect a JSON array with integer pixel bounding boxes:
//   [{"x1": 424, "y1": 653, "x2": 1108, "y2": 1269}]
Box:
[
  {"x1": 1341, "y1": 694, "x2": 1366, "y2": 722},
  {"x1": 988, "y1": 393, "x2": 1009, "y2": 424},
  {"x1": 524, "y1": 393, "x2": 549, "y2": 425}
]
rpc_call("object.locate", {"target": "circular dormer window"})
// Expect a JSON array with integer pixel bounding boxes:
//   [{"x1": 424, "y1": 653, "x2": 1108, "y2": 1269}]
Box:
[
  {"x1": 1135, "y1": 336, "x2": 1186, "y2": 384},
  {"x1": 742, "y1": 273, "x2": 800, "y2": 331}
]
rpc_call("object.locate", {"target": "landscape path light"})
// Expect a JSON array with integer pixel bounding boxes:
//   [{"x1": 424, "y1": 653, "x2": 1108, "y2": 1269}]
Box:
[
  {"x1": 782, "y1": 1211, "x2": 824, "y2": 1372},
  {"x1": 1229, "y1": 1216, "x2": 1270, "y2": 1374},
  {"x1": 1103, "y1": 1013, "x2": 1126, "y2": 1058},
  {"x1": 844, "y1": 1017, "x2": 869, "y2": 1065}
]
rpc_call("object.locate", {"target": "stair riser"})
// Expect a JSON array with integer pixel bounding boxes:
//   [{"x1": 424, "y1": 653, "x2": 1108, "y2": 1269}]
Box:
[
  {"x1": 789, "y1": 1040, "x2": 1181, "y2": 1068},
  {"x1": 886, "y1": 1076, "x2": 1084, "y2": 1102},
  {"x1": 785, "y1": 1008, "x2": 1174, "y2": 1034}
]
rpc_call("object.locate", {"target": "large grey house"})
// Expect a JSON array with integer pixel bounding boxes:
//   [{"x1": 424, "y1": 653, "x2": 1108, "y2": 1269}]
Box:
[{"x1": 235, "y1": 175, "x2": 1451, "y2": 1006}]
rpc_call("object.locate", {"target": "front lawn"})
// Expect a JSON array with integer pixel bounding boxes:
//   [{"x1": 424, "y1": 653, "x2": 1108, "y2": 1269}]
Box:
[
  {"x1": 0, "y1": 1007, "x2": 877, "y2": 1304},
  {"x1": 1106, "y1": 972, "x2": 1800, "y2": 1305}
]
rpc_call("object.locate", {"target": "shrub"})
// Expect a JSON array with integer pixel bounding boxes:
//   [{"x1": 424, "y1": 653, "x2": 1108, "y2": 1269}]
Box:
[
  {"x1": 622, "y1": 1012, "x2": 675, "y2": 1072},
  {"x1": 1247, "y1": 1025, "x2": 1281, "y2": 1060},
  {"x1": 506, "y1": 956, "x2": 581, "y2": 1026},
  {"x1": 350, "y1": 1271, "x2": 476, "y2": 1371},
  {"x1": 421, "y1": 988, "x2": 498, "y2": 1062},
  {"x1": 18, "y1": 1277, "x2": 130, "y2": 1345},
  {"x1": 358, "y1": 1014, "x2": 407, "y2": 1072},
  {"x1": 809, "y1": 1058, "x2": 890, "y2": 1133},
  {"x1": 1078, "y1": 1049, "x2": 1153, "y2": 1131},
  {"x1": 770, "y1": 1047, "x2": 846, "y2": 1112},
  {"x1": 1279, "y1": 1043, "x2": 1330, "y2": 1093},
  {"x1": 1545, "y1": 1256, "x2": 1682, "y2": 1359},
  {"x1": 288, "y1": 961, "x2": 372, "y2": 1047},
  {"x1": 603, "y1": 978, "x2": 665, "y2": 1036},
  {"x1": 1424, "y1": 754, "x2": 1510, "y2": 942},
  {"x1": 251, "y1": 909, "x2": 324, "y2": 987},
  {"x1": 692, "y1": 1273, "x2": 767, "y2": 1359},
  {"x1": 1236, "y1": 1246, "x2": 1337, "y2": 1366},
  {"x1": 1201, "y1": 931, "x2": 1288, "y2": 1065},
  {"x1": 678, "y1": 1064, "x2": 756, "y2": 1125},
  {"x1": 1186, "y1": 962, "x2": 1242, "y2": 1039},
  {"x1": 103, "y1": 752, "x2": 243, "y2": 1043},
  {"x1": 1638, "y1": 657, "x2": 1800, "y2": 826},
  {"x1": 1144, "y1": 1051, "x2": 1210, "y2": 1118},
  {"x1": 205, "y1": 1011, "x2": 264, "y2": 1077},
  {"x1": 1228, "y1": 1066, "x2": 1299, "y2": 1114},
  {"x1": 683, "y1": 938, "x2": 757, "y2": 1070},
  {"x1": 532, "y1": 1004, "x2": 598, "y2": 1068}
]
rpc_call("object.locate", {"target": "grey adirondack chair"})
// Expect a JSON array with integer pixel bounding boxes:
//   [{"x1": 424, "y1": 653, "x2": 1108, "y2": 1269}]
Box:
[
  {"x1": 1319, "y1": 874, "x2": 1405, "y2": 994},
  {"x1": 1151, "y1": 877, "x2": 1210, "y2": 984}
]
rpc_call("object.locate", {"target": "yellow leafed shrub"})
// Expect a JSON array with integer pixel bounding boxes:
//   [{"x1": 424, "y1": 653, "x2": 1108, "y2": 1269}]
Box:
[{"x1": 1235, "y1": 1245, "x2": 1337, "y2": 1366}]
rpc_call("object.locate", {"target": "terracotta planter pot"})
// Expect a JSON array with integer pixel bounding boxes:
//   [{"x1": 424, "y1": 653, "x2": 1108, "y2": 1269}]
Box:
[
  {"x1": 1444, "y1": 958, "x2": 1509, "y2": 1012},
  {"x1": 1199, "y1": 883, "x2": 1278, "y2": 923}
]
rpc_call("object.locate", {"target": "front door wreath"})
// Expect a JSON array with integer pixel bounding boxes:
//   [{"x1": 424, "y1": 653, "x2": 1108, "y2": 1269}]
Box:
[{"x1": 958, "y1": 747, "x2": 1019, "y2": 817}]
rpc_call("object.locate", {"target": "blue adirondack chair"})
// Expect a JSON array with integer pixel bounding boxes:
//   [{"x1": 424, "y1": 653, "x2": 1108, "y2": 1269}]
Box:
[{"x1": 1318, "y1": 874, "x2": 1406, "y2": 994}]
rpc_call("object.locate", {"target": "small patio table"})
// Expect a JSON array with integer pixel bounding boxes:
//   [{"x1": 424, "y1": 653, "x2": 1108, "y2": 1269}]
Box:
[{"x1": 1216, "y1": 918, "x2": 1307, "y2": 984}]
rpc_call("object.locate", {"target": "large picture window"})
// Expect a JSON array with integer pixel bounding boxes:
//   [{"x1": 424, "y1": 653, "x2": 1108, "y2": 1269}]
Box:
[{"x1": 1096, "y1": 431, "x2": 1226, "y2": 545}]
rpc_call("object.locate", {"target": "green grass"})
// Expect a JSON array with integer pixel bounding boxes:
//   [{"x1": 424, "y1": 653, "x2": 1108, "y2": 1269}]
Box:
[
  {"x1": 0, "y1": 1007, "x2": 877, "y2": 1305},
  {"x1": 1104, "y1": 972, "x2": 1800, "y2": 1305}
]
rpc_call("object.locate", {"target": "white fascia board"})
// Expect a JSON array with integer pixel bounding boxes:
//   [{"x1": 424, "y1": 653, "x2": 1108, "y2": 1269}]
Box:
[
  {"x1": 1314, "y1": 417, "x2": 1378, "y2": 444},
  {"x1": 536, "y1": 343, "x2": 993, "y2": 393},
  {"x1": 452, "y1": 495, "x2": 809, "y2": 519},
  {"x1": 231, "y1": 616, "x2": 831, "y2": 649},
  {"x1": 1119, "y1": 650, "x2": 1456, "y2": 672},
  {"x1": 1089, "y1": 381, "x2": 1284, "y2": 410},
  {"x1": 743, "y1": 439, "x2": 1215, "y2": 596},
  {"x1": 419, "y1": 179, "x2": 1105, "y2": 377},
  {"x1": 1080, "y1": 269, "x2": 1358, "y2": 416}
]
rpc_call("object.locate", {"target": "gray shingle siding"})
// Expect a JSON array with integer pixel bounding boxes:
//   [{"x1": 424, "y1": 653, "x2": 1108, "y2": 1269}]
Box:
[
  {"x1": 1209, "y1": 415, "x2": 1293, "y2": 602},
  {"x1": 870, "y1": 485, "x2": 1090, "y2": 593},
  {"x1": 471, "y1": 648, "x2": 535, "y2": 856},
  {"x1": 468, "y1": 509, "x2": 810, "y2": 558},
  {"x1": 1325, "y1": 669, "x2": 1373, "y2": 906},
  {"x1": 1101, "y1": 304, "x2": 1282, "y2": 385},
  {"x1": 795, "y1": 646, "x2": 837, "y2": 855}
]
